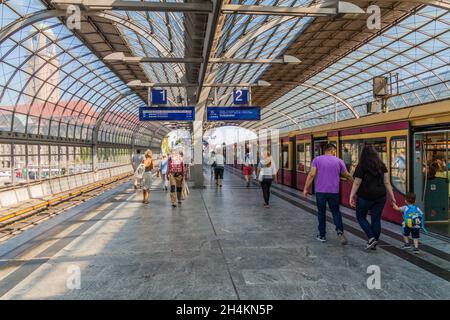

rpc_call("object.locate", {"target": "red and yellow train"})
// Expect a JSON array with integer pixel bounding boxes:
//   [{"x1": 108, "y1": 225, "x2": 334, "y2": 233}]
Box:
[{"x1": 229, "y1": 100, "x2": 450, "y2": 237}]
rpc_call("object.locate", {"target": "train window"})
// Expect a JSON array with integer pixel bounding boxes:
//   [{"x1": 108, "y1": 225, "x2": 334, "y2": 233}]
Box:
[
  {"x1": 296, "y1": 143, "x2": 305, "y2": 172},
  {"x1": 370, "y1": 140, "x2": 388, "y2": 166},
  {"x1": 341, "y1": 141, "x2": 360, "y2": 174},
  {"x1": 391, "y1": 137, "x2": 407, "y2": 194},
  {"x1": 305, "y1": 143, "x2": 311, "y2": 172},
  {"x1": 341, "y1": 139, "x2": 388, "y2": 174},
  {"x1": 282, "y1": 144, "x2": 289, "y2": 169}
]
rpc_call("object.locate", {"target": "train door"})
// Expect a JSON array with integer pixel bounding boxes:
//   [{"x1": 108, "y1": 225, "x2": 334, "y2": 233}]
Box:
[
  {"x1": 280, "y1": 139, "x2": 292, "y2": 186},
  {"x1": 413, "y1": 131, "x2": 449, "y2": 237},
  {"x1": 291, "y1": 136, "x2": 297, "y2": 188}
]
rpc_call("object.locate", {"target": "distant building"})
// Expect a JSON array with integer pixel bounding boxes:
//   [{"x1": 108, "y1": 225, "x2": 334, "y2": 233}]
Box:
[{"x1": 26, "y1": 23, "x2": 60, "y2": 104}]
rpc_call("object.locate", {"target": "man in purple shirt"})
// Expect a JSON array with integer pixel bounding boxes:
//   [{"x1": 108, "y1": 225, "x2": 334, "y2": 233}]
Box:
[{"x1": 303, "y1": 144, "x2": 353, "y2": 244}]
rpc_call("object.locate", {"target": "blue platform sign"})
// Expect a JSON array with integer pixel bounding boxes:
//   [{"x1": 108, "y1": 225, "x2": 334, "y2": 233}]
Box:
[
  {"x1": 207, "y1": 106, "x2": 260, "y2": 121},
  {"x1": 139, "y1": 107, "x2": 195, "y2": 121},
  {"x1": 151, "y1": 89, "x2": 167, "y2": 105},
  {"x1": 233, "y1": 89, "x2": 249, "y2": 105}
]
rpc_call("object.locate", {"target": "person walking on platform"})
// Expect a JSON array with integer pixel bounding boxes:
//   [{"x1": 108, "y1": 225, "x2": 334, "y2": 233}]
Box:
[
  {"x1": 349, "y1": 146, "x2": 397, "y2": 250},
  {"x1": 210, "y1": 147, "x2": 225, "y2": 188},
  {"x1": 141, "y1": 150, "x2": 154, "y2": 204},
  {"x1": 168, "y1": 149, "x2": 185, "y2": 207},
  {"x1": 243, "y1": 151, "x2": 254, "y2": 188},
  {"x1": 160, "y1": 154, "x2": 168, "y2": 191},
  {"x1": 209, "y1": 151, "x2": 216, "y2": 182},
  {"x1": 392, "y1": 192, "x2": 427, "y2": 254},
  {"x1": 303, "y1": 143, "x2": 353, "y2": 244},
  {"x1": 257, "y1": 151, "x2": 277, "y2": 208},
  {"x1": 132, "y1": 149, "x2": 144, "y2": 189}
]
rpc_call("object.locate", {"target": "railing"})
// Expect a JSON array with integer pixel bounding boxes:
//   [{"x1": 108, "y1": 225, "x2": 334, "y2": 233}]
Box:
[{"x1": 0, "y1": 164, "x2": 133, "y2": 210}]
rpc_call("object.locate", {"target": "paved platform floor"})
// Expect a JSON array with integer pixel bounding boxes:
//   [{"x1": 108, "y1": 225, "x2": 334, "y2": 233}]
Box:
[{"x1": 0, "y1": 171, "x2": 449, "y2": 299}]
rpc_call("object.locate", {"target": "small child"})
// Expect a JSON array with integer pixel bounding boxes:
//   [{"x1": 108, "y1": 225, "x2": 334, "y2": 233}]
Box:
[{"x1": 392, "y1": 192, "x2": 428, "y2": 254}]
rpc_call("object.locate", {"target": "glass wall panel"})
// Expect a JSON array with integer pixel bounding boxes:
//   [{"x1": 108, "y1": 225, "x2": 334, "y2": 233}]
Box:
[
  {"x1": 0, "y1": 144, "x2": 12, "y2": 186},
  {"x1": 14, "y1": 144, "x2": 26, "y2": 184}
]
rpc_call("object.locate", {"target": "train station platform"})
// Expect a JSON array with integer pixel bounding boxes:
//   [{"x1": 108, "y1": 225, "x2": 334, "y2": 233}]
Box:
[{"x1": 0, "y1": 169, "x2": 449, "y2": 300}]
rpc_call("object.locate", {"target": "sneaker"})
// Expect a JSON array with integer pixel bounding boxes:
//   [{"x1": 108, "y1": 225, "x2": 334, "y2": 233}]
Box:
[
  {"x1": 264, "y1": 204, "x2": 270, "y2": 208},
  {"x1": 337, "y1": 232, "x2": 348, "y2": 245},
  {"x1": 316, "y1": 235, "x2": 327, "y2": 243},
  {"x1": 413, "y1": 248, "x2": 420, "y2": 254},
  {"x1": 365, "y1": 238, "x2": 378, "y2": 250},
  {"x1": 178, "y1": 201, "x2": 182, "y2": 205},
  {"x1": 172, "y1": 204, "x2": 177, "y2": 208},
  {"x1": 400, "y1": 243, "x2": 412, "y2": 250}
]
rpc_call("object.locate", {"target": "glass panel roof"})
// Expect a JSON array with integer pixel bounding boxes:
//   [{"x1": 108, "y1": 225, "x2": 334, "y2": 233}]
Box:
[
  {"x1": 1, "y1": 1, "x2": 449, "y2": 144},
  {"x1": 113, "y1": 7, "x2": 186, "y2": 103},
  {"x1": 0, "y1": 0, "x2": 165, "y2": 146},
  {"x1": 248, "y1": 6, "x2": 450, "y2": 132},
  {"x1": 212, "y1": 0, "x2": 314, "y2": 105}
]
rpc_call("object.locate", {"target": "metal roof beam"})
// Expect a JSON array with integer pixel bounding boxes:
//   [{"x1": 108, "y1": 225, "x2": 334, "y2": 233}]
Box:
[
  {"x1": 104, "y1": 53, "x2": 204, "y2": 64},
  {"x1": 196, "y1": 0, "x2": 223, "y2": 101},
  {"x1": 104, "y1": 52, "x2": 301, "y2": 64},
  {"x1": 270, "y1": 81, "x2": 360, "y2": 119},
  {"x1": 127, "y1": 80, "x2": 271, "y2": 88},
  {"x1": 51, "y1": 0, "x2": 213, "y2": 13},
  {"x1": 376, "y1": 0, "x2": 450, "y2": 11},
  {"x1": 209, "y1": 56, "x2": 302, "y2": 64},
  {"x1": 221, "y1": 1, "x2": 450, "y2": 16},
  {"x1": 221, "y1": 4, "x2": 337, "y2": 16}
]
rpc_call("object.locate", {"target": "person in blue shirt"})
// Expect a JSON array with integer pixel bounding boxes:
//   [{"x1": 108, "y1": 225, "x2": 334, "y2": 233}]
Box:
[
  {"x1": 392, "y1": 192, "x2": 428, "y2": 254},
  {"x1": 160, "y1": 154, "x2": 169, "y2": 191}
]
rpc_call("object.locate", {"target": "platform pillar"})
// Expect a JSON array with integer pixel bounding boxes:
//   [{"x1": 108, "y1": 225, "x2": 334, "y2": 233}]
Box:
[{"x1": 192, "y1": 120, "x2": 205, "y2": 188}]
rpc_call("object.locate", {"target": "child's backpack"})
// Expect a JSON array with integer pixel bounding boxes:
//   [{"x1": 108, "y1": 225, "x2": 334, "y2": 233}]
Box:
[{"x1": 403, "y1": 205, "x2": 423, "y2": 229}]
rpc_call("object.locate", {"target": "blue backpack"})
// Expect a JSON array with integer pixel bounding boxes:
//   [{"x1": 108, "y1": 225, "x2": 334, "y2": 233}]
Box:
[{"x1": 403, "y1": 205, "x2": 423, "y2": 229}]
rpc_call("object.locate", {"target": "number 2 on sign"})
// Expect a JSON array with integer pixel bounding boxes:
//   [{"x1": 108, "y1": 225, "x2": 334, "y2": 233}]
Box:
[{"x1": 235, "y1": 89, "x2": 242, "y2": 102}]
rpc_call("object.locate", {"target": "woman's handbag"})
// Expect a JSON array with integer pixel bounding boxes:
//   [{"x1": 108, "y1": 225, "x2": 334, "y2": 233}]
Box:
[
  {"x1": 135, "y1": 163, "x2": 145, "y2": 180},
  {"x1": 181, "y1": 180, "x2": 189, "y2": 200},
  {"x1": 134, "y1": 163, "x2": 145, "y2": 189},
  {"x1": 258, "y1": 169, "x2": 264, "y2": 182}
]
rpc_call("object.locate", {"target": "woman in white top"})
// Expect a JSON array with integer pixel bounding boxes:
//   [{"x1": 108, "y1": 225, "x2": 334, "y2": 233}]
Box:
[
  {"x1": 141, "y1": 150, "x2": 154, "y2": 204},
  {"x1": 257, "y1": 150, "x2": 278, "y2": 208},
  {"x1": 209, "y1": 147, "x2": 225, "y2": 187}
]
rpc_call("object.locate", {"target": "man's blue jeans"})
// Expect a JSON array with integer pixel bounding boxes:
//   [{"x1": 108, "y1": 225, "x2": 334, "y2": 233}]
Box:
[{"x1": 316, "y1": 192, "x2": 344, "y2": 237}]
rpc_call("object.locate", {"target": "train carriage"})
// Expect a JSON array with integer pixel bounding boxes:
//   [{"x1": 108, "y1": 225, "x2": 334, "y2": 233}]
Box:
[{"x1": 275, "y1": 100, "x2": 450, "y2": 235}]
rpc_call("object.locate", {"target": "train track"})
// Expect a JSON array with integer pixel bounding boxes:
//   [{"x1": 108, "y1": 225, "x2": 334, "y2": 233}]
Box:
[{"x1": 0, "y1": 175, "x2": 133, "y2": 242}]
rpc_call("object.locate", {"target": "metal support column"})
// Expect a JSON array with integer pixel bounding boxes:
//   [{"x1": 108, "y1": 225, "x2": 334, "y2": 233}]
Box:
[{"x1": 192, "y1": 120, "x2": 205, "y2": 188}]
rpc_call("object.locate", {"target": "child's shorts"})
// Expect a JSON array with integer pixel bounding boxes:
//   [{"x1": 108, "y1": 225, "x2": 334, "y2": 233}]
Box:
[{"x1": 403, "y1": 227, "x2": 420, "y2": 239}]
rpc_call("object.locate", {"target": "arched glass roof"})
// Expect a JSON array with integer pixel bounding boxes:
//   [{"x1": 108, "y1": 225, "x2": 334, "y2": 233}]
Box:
[
  {"x1": 0, "y1": 0, "x2": 167, "y2": 147},
  {"x1": 247, "y1": 6, "x2": 450, "y2": 132},
  {"x1": 212, "y1": 0, "x2": 315, "y2": 106},
  {"x1": 1, "y1": 1, "x2": 449, "y2": 144},
  {"x1": 112, "y1": 9, "x2": 187, "y2": 103}
]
